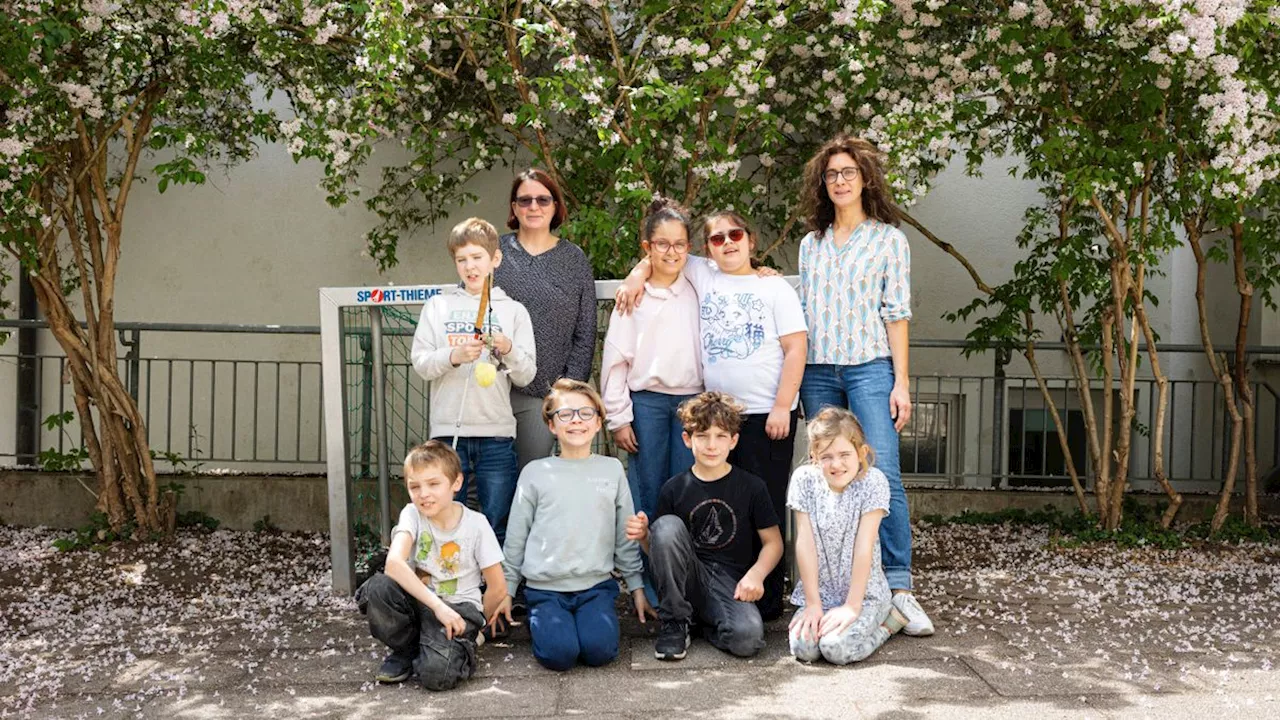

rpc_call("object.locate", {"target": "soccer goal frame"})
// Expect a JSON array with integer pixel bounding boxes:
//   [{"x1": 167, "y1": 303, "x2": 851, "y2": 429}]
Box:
[{"x1": 319, "y1": 280, "x2": 621, "y2": 595}]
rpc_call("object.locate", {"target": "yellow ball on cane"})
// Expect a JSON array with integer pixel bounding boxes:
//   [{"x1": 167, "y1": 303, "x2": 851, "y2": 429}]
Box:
[{"x1": 474, "y1": 361, "x2": 497, "y2": 388}]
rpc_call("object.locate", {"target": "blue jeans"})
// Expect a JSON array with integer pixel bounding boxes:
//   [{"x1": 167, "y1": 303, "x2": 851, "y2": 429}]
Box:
[
  {"x1": 627, "y1": 390, "x2": 698, "y2": 519},
  {"x1": 434, "y1": 436, "x2": 518, "y2": 545},
  {"x1": 628, "y1": 391, "x2": 697, "y2": 608},
  {"x1": 800, "y1": 360, "x2": 913, "y2": 591},
  {"x1": 524, "y1": 579, "x2": 621, "y2": 671}
]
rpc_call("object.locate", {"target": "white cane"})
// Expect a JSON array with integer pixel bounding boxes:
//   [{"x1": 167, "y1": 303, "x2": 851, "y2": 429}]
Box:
[{"x1": 452, "y1": 363, "x2": 472, "y2": 451}]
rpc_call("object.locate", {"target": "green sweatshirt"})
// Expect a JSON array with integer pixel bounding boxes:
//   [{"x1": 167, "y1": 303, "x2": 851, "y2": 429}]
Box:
[{"x1": 502, "y1": 454, "x2": 645, "y2": 594}]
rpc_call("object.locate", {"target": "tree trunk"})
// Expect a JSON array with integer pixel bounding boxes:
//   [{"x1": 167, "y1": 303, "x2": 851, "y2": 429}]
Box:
[
  {"x1": 1185, "y1": 220, "x2": 1246, "y2": 533},
  {"x1": 1230, "y1": 222, "x2": 1258, "y2": 527},
  {"x1": 14, "y1": 96, "x2": 170, "y2": 537}
]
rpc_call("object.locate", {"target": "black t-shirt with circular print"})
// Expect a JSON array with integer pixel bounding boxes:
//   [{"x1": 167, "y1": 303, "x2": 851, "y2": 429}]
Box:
[{"x1": 655, "y1": 467, "x2": 779, "y2": 576}]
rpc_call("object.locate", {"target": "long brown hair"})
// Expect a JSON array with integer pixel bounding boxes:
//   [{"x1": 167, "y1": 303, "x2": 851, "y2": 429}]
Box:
[
  {"x1": 801, "y1": 135, "x2": 899, "y2": 233},
  {"x1": 506, "y1": 168, "x2": 568, "y2": 230}
]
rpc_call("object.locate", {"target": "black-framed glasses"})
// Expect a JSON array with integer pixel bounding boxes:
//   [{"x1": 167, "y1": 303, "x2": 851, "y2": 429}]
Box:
[
  {"x1": 707, "y1": 228, "x2": 747, "y2": 246},
  {"x1": 515, "y1": 195, "x2": 555, "y2": 208},
  {"x1": 649, "y1": 240, "x2": 690, "y2": 254},
  {"x1": 823, "y1": 167, "x2": 860, "y2": 185},
  {"x1": 554, "y1": 406, "x2": 598, "y2": 423}
]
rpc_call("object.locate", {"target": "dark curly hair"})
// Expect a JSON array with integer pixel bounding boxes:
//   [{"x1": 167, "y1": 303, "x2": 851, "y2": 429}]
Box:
[{"x1": 801, "y1": 135, "x2": 899, "y2": 233}]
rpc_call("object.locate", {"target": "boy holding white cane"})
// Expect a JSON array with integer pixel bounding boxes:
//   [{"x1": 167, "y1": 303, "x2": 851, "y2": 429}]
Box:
[{"x1": 411, "y1": 218, "x2": 537, "y2": 545}]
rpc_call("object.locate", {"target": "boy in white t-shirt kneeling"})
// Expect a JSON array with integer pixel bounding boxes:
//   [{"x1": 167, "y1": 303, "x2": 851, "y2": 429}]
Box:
[{"x1": 356, "y1": 441, "x2": 506, "y2": 691}]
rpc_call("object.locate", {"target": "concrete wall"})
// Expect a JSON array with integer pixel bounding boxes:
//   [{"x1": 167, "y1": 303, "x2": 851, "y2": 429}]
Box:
[{"x1": 3, "y1": 471, "x2": 1272, "y2": 533}]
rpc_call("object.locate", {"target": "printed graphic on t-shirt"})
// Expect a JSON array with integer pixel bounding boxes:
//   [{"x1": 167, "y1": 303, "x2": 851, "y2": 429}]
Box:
[
  {"x1": 689, "y1": 498, "x2": 738, "y2": 550},
  {"x1": 443, "y1": 309, "x2": 504, "y2": 348},
  {"x1": 415, "y1": 530, "x2": 464, "y2": 596},
  {"x1": 701, "y1": 292, "x2": 767, "y2": 362}
]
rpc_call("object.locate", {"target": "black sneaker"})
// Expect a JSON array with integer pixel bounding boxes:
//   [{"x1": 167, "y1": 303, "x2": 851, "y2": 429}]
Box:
[
  {"x1": 654, "y1": 619, "x2": 690, "y2": 661},
  {"x1": 375, "y1": 650, "x2": 415, "y2": 683},
  {"x1": 511, "y1": 586, "x2": 529, "y2": 619}
]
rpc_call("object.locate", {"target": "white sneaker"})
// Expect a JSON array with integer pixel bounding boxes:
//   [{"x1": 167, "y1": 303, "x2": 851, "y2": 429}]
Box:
[{"x1": 891, "y1": 593, "x2": 935, "y2": 637}]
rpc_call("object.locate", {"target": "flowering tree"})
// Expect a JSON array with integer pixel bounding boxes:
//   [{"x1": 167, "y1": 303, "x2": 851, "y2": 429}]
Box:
[
  {"x1": 903, "y1": 0, "x2": 1280, "y2": 530},
  {"x1": 0, "y1": 1, "x2": 346, "y2": 536},
  {"x1": 284, "y1": 0, "x2": 957, "y2": 278}
]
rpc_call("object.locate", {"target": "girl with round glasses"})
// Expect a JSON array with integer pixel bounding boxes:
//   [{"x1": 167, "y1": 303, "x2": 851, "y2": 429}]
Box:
[
  {"x1": 600, "y1": 196, "x2": 704, "y2": 606},
  {"x1": 795, "y1": 135, "x2": 933, "y2": 637},
  {"x1": 494, "y1": 169, "x2": 598, "y2": 470},
  {"x1": 492, "y1": 378, "x2": 654, "y2": 671},
  {"x1": 616, "y1": 208, "x2": 807, "y2": 622}
]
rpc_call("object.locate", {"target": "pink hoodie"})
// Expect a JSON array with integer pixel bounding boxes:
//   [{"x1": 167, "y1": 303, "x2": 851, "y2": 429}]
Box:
[{"x1": 600, "y1": 277, "x2": 703, "y2": 430}]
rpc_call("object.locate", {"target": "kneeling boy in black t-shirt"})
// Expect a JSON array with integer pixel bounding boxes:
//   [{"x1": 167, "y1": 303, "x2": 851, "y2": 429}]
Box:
[{"x1": 625, "y1": 391, "x2": 783, "y2": 661}]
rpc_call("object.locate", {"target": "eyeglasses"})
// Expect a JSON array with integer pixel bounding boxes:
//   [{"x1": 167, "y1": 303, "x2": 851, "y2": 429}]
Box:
[
  {"x1": 707, "y1": 228, "x2": 747, "y2": 247},
  {"x1": 822, "y1": 167, "x2": 860, "y2": 185},
  {"x1": 553, "y1": 406, "x2": 598, "y2": 423},
  {"x1": 649, "y1": 240, "x2": 690, "y2": 254},
  {"x1": 515, "y1": 195, "x2": 555, "y2": 208}
]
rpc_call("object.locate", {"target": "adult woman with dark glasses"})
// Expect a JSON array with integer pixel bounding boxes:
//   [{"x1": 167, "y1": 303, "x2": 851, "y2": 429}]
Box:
[
  {"x1": 494, "y1": 169, "x2": 598, "y2": 470},
  {"x1": 795, "y1": 135, "x2": 933, "y2": 638}
]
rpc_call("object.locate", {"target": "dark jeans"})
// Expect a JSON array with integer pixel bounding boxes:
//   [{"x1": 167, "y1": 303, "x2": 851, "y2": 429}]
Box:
[
  {"x1": 728, "y1": 409, "x2": 797, "y2": 620},
  {"x1": 648, "y1": 515, "x2": 765, "y2": 657},
  {"x1": 800, "y1": 360, "x2": 913, "y2": 590},
  {"x1": 524, "y1": 578, "x2": 621, "y2": 671},
  {"x1": 356, "y1": 573, "x2": 485, "y2": 691},
  {"x1": 435, "y1": 435, "x2": 518, "y2": 545}
]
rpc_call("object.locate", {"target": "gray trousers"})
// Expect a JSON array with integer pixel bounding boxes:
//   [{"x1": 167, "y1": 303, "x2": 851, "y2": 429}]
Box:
[
  {"x1": 789, "y1": 600, "x2": 893, "y2": 665},
  {"x1": 648, "y1": 515, "x2": 765, "y2": 658},
  {"x1": 356, "y1": 573, "x2": 485, "y2": 691},
  {"x1": 511, "y1": 389, "x2": 556, "y2": 469}
]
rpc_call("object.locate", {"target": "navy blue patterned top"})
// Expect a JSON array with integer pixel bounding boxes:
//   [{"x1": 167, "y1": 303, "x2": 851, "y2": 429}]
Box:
[{"x1": 494, "y1": 233, "x2": 597, "y2": 397}]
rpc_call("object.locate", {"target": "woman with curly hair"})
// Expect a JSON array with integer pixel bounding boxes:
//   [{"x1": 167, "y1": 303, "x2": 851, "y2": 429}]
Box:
[{"x1": 795, "y1": 135, "x2": 933, "y2": 637}]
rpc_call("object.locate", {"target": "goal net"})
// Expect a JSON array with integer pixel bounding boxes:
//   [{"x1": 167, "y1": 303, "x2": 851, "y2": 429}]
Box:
[{"x1": 319, "y1": 282, "x2": 618, "y2": 593}]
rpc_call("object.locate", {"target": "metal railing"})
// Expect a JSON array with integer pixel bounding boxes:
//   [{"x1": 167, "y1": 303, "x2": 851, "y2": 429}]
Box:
[{"x1": 1, "y1": 317, "x2": 1277, "y2": 492}]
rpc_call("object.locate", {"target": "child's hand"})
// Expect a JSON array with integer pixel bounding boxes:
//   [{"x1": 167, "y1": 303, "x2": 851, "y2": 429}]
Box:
[
  {"x1": 755, "y1": 265, "x2": 782, "y2": 278},
  {"x1": 450, "y1": 338, "x2": 485, "y2": 366},
  {"x1": 625, "y1": 511, "x2": 649, "y2": 542},
  {"x1": 491, "y1": 332, "x2": 513, "y2": 356},
  {"x1": 765, "y1": 406, "x2": 791, "y2": 440},
  {"x1": 613, "y1": 424, "x2": 638, "y2": 454},
  {"x1": 433, "y1": 602, "x2": 468, "y2": 640},
  {"x1": 632, "y1": 588, "x2": 657, "y2": 623},
  {"x1": 789, "y1": 605, "x2": 824, "y2": 643},
  {"x1": 819, "y1": 604, "x2": 860, "y2": 638},
  {"x1": 614, "y1": 278, "x2": 646, "y2": 315},
  {"x1": 734, "y1": 572, "x2": 764, "y2": 602},
  {"x1": 488, "y1": 595, "x2": 516, "y2": 634}
]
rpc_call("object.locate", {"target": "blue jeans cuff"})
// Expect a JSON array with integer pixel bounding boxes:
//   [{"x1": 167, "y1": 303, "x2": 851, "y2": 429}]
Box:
[{"x1": 884, "y1": 568, "x2": 913, "y2": 592}]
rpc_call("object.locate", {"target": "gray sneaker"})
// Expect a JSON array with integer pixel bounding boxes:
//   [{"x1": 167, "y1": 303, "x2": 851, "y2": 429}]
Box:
[{"x1": 891, "y1": 593, "x2": 935, "y2": 637}]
